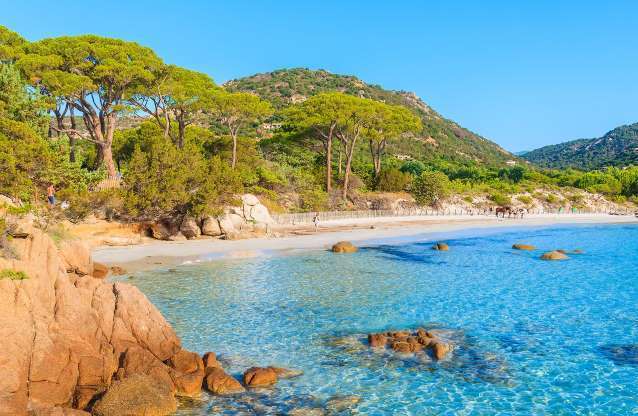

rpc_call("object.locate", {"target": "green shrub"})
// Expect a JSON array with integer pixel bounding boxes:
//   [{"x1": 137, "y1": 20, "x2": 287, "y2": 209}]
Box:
[
  {"x1": 516, "y1": 195, "x2": 533, "y2": 205},
  {"x1": 411, "y1": 171, "x2": 450, "y2": 206},
  {"x1": 376, "y1": 168, "x2": 412, "y2": 192},
  {"x1": 490, "y1": 192, "x2": 511, "y2": 206},
  {"x1": 0, "y1": 269, "x2": 28, "y2": 280}
]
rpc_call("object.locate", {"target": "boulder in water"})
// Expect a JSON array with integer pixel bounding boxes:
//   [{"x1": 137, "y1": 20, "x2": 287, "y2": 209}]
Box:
[
  {"x1": 368, "y1": 333, "x2": 388, "y2": 348},
  {"x1": 540, "y1": 251, "x2": 569, "y2": 260},
  {"x1": 243, "y1": 366, "x2": 278, "y2": 388},
  {"x1": 204, "y1": 367, "x2": 245, "y2": 395},
  {"x1": 512, "y1": 244, "x2": 536, "y2": 251},
  {"x1": 432, "y1": 242, "x2": 449, "y2": 251},
  {"x1": 270, "y1": 367, "x2": 303, "y2": 379},
  {"x1": 331, "y1": 241, "x2": 358, "y2": 253}
]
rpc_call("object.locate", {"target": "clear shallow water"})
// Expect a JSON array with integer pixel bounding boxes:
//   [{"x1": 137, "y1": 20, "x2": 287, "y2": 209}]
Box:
[{"x1": 123, "y1": 224, "x2": 638, "y2": 415}]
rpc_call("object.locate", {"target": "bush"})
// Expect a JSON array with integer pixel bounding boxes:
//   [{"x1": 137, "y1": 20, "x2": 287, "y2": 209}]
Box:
[
  {"x1": 490, "y1": 192, "x2": 511, "y2": 207},
  {"x1": 400, "y1": 160, "x2": 426, "y2": 176},
  {"x1": 411, "y1": 171, "x2": 450, "y2": 206},
  {"x1": 376, "y1": 168, "x2": 412, "y2": 192},
  {"x1": 516, "y1": 195, "x2": 533, "y2": 205},
  {"x1": 0, "y1": 269, "x2": 28, "y2": 280}
]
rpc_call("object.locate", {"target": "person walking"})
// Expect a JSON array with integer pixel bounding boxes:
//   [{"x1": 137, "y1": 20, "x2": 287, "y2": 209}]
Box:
[
  {"x1": 47, "y1": 184, "x2": 56, "y2": 206},
  {"x1": 312, "y1": 212, "x2": 320, "y2": 232}
]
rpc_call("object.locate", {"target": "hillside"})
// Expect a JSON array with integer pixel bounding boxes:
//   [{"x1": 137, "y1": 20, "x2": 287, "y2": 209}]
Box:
[
  {"x1": 225, "y1": 68, "x2": 516, "y2": 166},
  {"x1": 523, "y1": 123, "x2": 638, "y2": 169}
]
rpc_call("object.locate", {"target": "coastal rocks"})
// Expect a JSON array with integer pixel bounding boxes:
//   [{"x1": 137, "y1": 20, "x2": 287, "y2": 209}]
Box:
[
  {"x1": 325, "y1": 395, "x2": 361, "y2": 413},
  {"x1": 202, "y1": 351, "x2": 222, "y2": 370},
  {"x1": 331, "y1": 241, "x2": 358, "y2": 253},
  {"x1": 179, "y1": 217, "x2": 201, "y2": 240},
  {"x1": 201, "y1": 216, "x2": 222, "y2": 236},
  {"x1": 367, "y1": 328, "x2": 452, "y2": 360},
  {"x1": 92, "y1": 261, "x2": 110, "y2": 278},
  {"x1": 432, "y1": 242, "x2": 449, "y2": 251},
  {"x1": 150, "y1": 220, "x2": 177, "y2": 240},
  {"x1": 204, "y1": 368, "x2": 245, "y2": 395},
  {"x1": 512, "y1": 243, "x2": 536, "y2": 251},
  {"x1": 540, "y1": 251, "x2": 569, "y2": 260},
  {"x1": 243, "y1": 367, "x2": 278, "y2": 388},
  {"x1": 270, "y1": 367, "x2": 303, "y2": 379},
  {"x1": 0, "y1": 225, "x2": 188, "y2": 415},
  {"x1": 58, "y1": 240, "x2": 93, "y2": 276},
  {"x1": 91, "y1": 374, "x2": 177, "y2": 416},
  {"x1": 599, "y1": 344, "x2": 638, "y2": 366}
]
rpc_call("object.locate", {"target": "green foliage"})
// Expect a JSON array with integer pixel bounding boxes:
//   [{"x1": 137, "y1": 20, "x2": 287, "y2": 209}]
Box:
[
  {"x1": 0, "y1": 269, "x2": 28, "y2": 280},
  {"x1": 490, "y1": 192, "x2": 512, "y2": 207},
  {"x1": 376, "y1": 168, "x2": 412, "y2": 192},
  {"x1": 516, "y1": 195, "x2": 533, "y2": 205},
  {"x1": 411, "y1": 171, "x2": 450, "y2": 206},
  {"x1": 400, "y1": 160, "x2": 426, "y2": 176},
  {"x1": 523, "y1": 123, "x2": 638, "y2": 169}
]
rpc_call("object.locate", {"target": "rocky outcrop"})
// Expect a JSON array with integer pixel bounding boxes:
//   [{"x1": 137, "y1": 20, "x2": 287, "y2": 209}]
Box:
[
  {"x1": 148, "y1": 194, "x2": 273, "y2": 241},
  {"x1": 331, "y1": 241, "x2": 358, "y2": 253},
  {"x1": 91, "y1": 374, "x2": 177, "y2": 416},
  {"x1": 200, "y1": 216, "x2": 222, "y2": 236},
  {"x1": 540, "y1": 251, "x2": 569, "y2": 260},
  {"x1": 0, "y1": 224, "x2": 201, "y2": 415},
  {"x1": 204, "y1": 368, "x2": 245, "y2": 395},
  {"x1": 179, "y1": 217, "x2": 201, "y2": 240}
]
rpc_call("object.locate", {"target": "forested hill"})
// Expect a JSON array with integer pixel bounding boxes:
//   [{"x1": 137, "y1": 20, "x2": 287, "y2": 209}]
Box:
[
  {"x1": 522, "y1": 123, "x2": 638, "y2": 169},
  {"x1": 225, "y1": 68, "x2": 516, "y2": 166}
]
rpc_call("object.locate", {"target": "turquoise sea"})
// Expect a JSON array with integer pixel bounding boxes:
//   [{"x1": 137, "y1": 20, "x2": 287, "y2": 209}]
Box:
[{"x1": 121, "y1": 224, "x2": 638, "y2": 415}]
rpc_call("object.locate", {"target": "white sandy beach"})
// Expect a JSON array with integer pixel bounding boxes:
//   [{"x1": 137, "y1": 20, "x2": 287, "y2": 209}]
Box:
[{"x1": 92, "y1": 213, "x2": 637, "y2": 271}]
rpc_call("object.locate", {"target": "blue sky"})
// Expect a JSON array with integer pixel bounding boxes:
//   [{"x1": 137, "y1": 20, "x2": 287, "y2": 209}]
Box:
[{"x1": 3, "y1": 0, "x2": 637, "y2": 151}]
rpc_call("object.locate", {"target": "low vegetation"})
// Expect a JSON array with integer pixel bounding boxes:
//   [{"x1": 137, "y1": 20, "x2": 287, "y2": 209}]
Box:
[{"x1": 0, "y1": 269, "x2": 28, "y2": 280}]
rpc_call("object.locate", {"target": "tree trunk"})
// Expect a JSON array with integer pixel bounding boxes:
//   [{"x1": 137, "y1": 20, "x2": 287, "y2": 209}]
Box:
[
  {"x1": 231, "y1": 132, "x2": 238, "y2": 169},
  {"x1": 338, "y1": 142, "x2": 343, "y2": 176},
  {"x1": 325, "y1": 136, "x2": 332, "y2": 193},
  {"x1": 101, "y1": 143, "x2": 117, "y2": 179},
  {"x1": 177, "y1": 117, "x2": 185, "y2": 149},
  {"x1": 342, "y1": 135, "x2": 359, "y2": 200},
  {"x1": 69, "y1": 108, "x2": 77, "y2": 163}
]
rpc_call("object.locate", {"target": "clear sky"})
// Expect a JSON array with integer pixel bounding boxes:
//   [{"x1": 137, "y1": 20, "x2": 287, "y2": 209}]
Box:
[{"x1": 2, "y1": 0, "x2": 637, "y2": 151}]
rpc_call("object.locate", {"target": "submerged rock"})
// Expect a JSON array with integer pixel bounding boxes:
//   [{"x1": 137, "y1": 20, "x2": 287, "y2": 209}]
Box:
[
  {"x1": 270, "y1": 366, "x2": 304, "y2": 379},
  {"x1": 512, "y1": 243, "x2": 536, "y2": 251},
  {"x1": 540, "y1": 251, "x2": 569, "y2": 260},
  {"x1": 599, "y1": 344, "x2": 638, "y2": 366},
  {"x1": 331, "y1": 241, "x2": 358, "y2": 253},
  {"x1": 325, "y1": 395, "x2": 361, "y2": 413}
]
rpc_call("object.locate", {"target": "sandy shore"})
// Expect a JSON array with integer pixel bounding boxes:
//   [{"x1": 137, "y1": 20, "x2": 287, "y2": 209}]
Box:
[{"x1": 92, "y1": 213, "x2": 637, "y2": 272}]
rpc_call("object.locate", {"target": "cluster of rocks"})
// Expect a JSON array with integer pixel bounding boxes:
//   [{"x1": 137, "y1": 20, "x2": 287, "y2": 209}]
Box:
[
  {"x1": 512, "y1": 243, "x2": 584, "y2": 260},
  {"x1": 367, "y1": 328, "x2": 452, "y2": 360},
  {"x1": 149, "y1": 194, "x2": 274, "y2": 241}
]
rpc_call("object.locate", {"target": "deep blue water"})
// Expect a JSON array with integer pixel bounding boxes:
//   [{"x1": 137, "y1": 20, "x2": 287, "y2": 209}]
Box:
[{"x1": 123, "y1": 224, "x2": 638, "y2": 415}]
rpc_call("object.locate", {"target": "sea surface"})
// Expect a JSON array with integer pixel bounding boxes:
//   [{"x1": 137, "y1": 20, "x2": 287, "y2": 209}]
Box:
[{"x1": 120, "y1": 224, "x2": 638, "y2": 415}]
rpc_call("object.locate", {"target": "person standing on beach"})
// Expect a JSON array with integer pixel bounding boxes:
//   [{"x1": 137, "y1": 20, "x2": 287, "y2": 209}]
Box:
[
  {"x1": 313, "y1": 212, "x2": 320, "y2": 232},
  {"x1": 47, "y1": 184, "x2": 56, "y2": 206}
]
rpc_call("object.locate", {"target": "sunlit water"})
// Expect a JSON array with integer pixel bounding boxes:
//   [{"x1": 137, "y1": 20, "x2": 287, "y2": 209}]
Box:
[{"x1": 119, "y1": 224, "x2": 638, "y2": 415}]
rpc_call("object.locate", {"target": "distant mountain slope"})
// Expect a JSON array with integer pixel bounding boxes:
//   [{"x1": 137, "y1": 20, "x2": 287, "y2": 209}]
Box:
[
  {"x1": 523, "y1": 123, "x2": 638, "y2": 169},
  {"x1": 224, "y1": 68, "x2": 515, "y2": 166}
]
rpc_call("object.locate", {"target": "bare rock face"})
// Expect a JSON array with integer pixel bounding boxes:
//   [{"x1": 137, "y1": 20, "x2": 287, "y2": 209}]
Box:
[
  {"x1": 0, "y1": 225, "x2": 187, "y2": 415},
  {"x1": 201, "y1": 216, "x2": 222, "y2": 236},
  {"x1": 91, "y1": 374, "x2": 177, "y2": 416},
  {"x1": 179, "y1": 216, "x2": 201, "y2": 240}
]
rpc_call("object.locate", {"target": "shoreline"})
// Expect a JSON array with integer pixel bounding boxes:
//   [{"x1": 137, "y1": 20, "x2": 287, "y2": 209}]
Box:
[{"x1": 92, "y1": 213, "x2": 638, "y2": 273}]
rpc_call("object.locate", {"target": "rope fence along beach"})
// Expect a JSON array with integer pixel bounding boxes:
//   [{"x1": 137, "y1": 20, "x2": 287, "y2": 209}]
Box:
[{"x1": 271, "y1": 206, "x2": 630, "y2": 225}]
